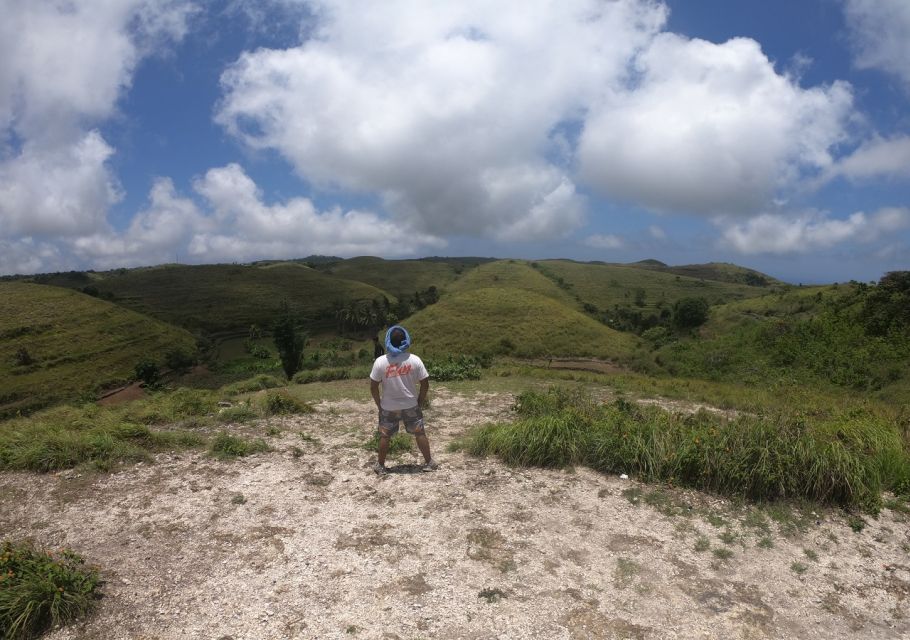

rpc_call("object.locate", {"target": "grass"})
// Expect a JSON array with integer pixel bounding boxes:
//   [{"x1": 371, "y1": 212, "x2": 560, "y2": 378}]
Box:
[
  {"x1": 460, "y1": 387, "x2": 910, "y2": 511},
  {"x1": 210, "y1": 433, "x2": 270, "y2": 459},
  {"x1": 363, "y1": 433, "x2": 413, "y2": 457},
  {"x1": 0, "y1": 540, "x2": 101, "y2": 639},
  {"x1": 694, "y1": 536, "x2": 711, "y2": 552},
  {"x1": 313, "y1": 256, "x2": 469, "y2": 297},
  {"x1": 791, "y1": 561, "x2": 809, "y2": 575},
  {"x1": 712, "y1": 548, "x2": 734, "y2": 560},
  {"x1": 0, "y1": 282, "x2": 196, "y2": 418}
]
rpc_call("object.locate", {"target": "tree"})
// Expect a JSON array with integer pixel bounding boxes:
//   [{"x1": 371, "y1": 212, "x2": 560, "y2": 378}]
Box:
[
  {"x1": 672, "y1": 297, "x2": 710, "y2": 330},
  {"x1": 134, "y1": 359, "x2": 161, "y2": 387},
  {"x1": 273, "y1": 301, "x2": 305, "y2": 380}
]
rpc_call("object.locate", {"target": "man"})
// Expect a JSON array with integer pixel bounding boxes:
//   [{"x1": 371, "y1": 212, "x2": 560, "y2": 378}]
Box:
[{"x1": 369, "y1": 325, "x2": 437, "y2": 475}]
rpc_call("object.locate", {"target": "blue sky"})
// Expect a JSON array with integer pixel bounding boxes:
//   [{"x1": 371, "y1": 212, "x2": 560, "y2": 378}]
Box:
[{"x1": 1, "y1": 0, "x2": 908, "y2": 283}]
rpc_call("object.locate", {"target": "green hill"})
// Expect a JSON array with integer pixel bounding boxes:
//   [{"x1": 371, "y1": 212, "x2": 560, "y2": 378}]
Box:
[
  {"x1": 404, "y1": 286, "x2": 637, "y2": 361},
  {"x1": 314, "y1": 256, "x2": 468, "y2": 296},
  {"x1": 0, "y1": 282, "x2": 196, "y2": 417},
  {"x1": 633, "y1": 260, "x2": 785, "y2": 287},
  {"x1": 446, "y1": 260, "x2": 581, "y2": 308},
  {"x1": 534, "y1": 260, "x2": 774, "y2": 314},
  {"x1": 51, "y1": 263, "x2": 395, "y2": 333}
]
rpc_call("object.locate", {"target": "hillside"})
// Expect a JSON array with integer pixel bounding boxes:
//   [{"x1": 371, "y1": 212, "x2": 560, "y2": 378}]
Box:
[
  {"x1": 445, "y1": 260, "x2": 581, "y2": 309},
  {"x1": 405, "y1": 285, "x2": 637, "y2": 360},
  {"x1": 313, "y1": 256, "x2": 486, "y2": 296},
  {"x1": 632, "y1": 260, "x2": 784, "y2": 287},
  {"x1": 48, "y1": 263, "x2": 395, "y2": 333},
  {"x1": 0, "y1": 282, "x2": 196, "y2": 417}
]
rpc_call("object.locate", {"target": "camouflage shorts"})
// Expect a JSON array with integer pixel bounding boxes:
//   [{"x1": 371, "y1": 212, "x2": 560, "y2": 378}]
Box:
[{"x1": 378, "y1": 406, "x2": 425, "y2": 436}]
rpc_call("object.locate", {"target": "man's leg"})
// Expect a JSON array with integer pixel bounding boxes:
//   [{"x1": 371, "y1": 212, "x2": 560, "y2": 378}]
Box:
[
  {"x1": 414, "y1": 432, "x2": 432, "y2": 464},
  {"x1": 378, "y1": 434, "x2": 391, "y2": 467}
]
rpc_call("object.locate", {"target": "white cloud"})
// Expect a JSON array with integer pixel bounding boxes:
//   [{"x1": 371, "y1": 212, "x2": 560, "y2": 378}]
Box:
[
  {"x1": 0, "y1": 0, "x2": 197, "y2": 242},
  {"x1": 824, "y1": 135, "x2": 910, "y2": 182},
  {"x1": 843, "y1": 0, "x2": 910, "y2": 90},
  {"x1": 648, "y1": 225, "x2": 667, "y2": 240},
  {"x1": 578, "y1": 34, "x2": 854, "y2": 216},
  {"x1": 721, "y1": 207, "x2": 910, "y2": 254},
  {"x1": 0, "y1": 238, "x2": 66, "y2": 276},
  {"x1": 216, "y1": 0, "x2": 668, "y2": 241},
  {"x1": 583, "y1": 234, "x2": 624, "y2": 250},
  {"x1": 72, "y1": 164, "x2": 445, "y2": 270}
]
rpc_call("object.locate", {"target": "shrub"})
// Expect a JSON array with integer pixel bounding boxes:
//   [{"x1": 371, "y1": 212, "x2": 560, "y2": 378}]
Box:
[
  {"x1": 673, "y1": 297, "x2": 710, "y2": 329},
  {"x1": 164, "y1": 347, "x2": 196, "y2": 374},
  {"x1": 133, "y1": 359, "x2": 160, "y2": 387},
  {"x1": 260, "y1": 391, "x2": 314, "y2": 416},
  {"x1": 13, "y1": 347, "x2": 33, "y2": 367},
  {"x1": 292, "y1": 368, "x2": 352, "y2": 384},
  {"x1": 427, "y1": 356, "x2": 483, "y2": 381},
  {"x1": 272, "y1": 301, "x2": 305, "y2": 380},
  {"x1": 222, "y1": 375, "x2": 283, "y2": 396},
  {"x1": 0, "y1": 540, "x2": 101, "y2": 639},
  {"x1": 210, "y1": 433, "x2": 269, "y2": 459}
]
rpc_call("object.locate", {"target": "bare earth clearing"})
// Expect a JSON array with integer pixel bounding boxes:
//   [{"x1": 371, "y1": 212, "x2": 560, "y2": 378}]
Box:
[{"x1": 2, "y1": 388, "x2": 909, "y2": 639}]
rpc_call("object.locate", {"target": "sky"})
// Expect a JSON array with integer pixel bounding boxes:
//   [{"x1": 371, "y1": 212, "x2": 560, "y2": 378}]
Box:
[{"x1": 1, "y1": 0, "x2": 909, "y2": 284}]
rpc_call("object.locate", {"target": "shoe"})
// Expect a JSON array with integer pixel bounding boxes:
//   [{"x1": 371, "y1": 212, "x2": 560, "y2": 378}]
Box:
[
  {"x1": 372, "y1": 462, "x2": 388, "y2": 476},
  {"x1": 422, "y1": 459, "x2": 439, "y2": 472}
]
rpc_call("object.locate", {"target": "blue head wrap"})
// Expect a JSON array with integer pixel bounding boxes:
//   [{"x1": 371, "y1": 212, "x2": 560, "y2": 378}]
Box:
[{"x1": 385, "y1": 325, "x2": 411, "y2": 355}]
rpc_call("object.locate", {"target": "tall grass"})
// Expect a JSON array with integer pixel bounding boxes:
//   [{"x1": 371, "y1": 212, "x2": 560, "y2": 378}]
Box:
[
  {"x1": 0, "y1": 541, "x2": 101, "y2": 639},
  {"x1": 462, "y1": 388, "x2": 910, "y2": 511}
]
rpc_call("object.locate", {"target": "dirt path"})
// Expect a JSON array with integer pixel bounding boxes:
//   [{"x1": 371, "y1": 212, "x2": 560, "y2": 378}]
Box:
[{"x1": 2, "y1": 389, "x2": 908, "y2": 639}]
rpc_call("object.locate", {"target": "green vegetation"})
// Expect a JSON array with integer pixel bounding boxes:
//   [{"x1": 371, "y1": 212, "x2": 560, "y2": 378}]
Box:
[
  {"x1": 426, "y1": 355, "x2": 484, "y2": 381},
  {"x1": 273, "y1": 302, "x2": 306, "y2": 380},
  {"x1": 461, "y1": 387, "x2": 910, "y2": 511},
  {"x1": 0, "y1": 540, "x2": 101, "y2": 639},
  {"x1": 210, "y1": 433, "x2": 270, "y2": 459},
  {"x1": 0, "y1": 282, "x2": 196, "y2": 418}
]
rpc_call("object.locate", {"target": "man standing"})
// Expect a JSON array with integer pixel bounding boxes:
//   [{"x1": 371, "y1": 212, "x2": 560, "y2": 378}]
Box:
[{"x1": 369, "y1": 325, "x2": 437, "y2": 474}]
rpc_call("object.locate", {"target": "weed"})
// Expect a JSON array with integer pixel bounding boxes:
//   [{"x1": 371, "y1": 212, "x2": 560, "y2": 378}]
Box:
[
  {"x1": 622, "y1": 487, "x2": 644, "y2": 505},
  {"x1": 803, "y1": 549, "x2": 819, "y2": 561},
  {"x1": 694, "y1": 536, "x2": 711, "y2": 552},
  {"x1": 847, "y1": 515, "x2": 866, "y2": 533},
  {"x1": 291, "y1": 446, "x2": 303, "y2": 458},
  {"x1": 705, "y1": 513, "x2": 729, "y2": 529},
  {"x1": 210, "y1": 433, "x2": 269, "y2": 459},
  {"x1": 478, "y1": 587, "x2": 506, "y2": 603},
  {"x1": 742, "y1": 509, "x2": 771, "y2": 533},
  {"x1": 614, "y1": 558, "x2": 642, "y2": 588},
  {"x1": 299, "y1": 432, "x2": 321, "y2": 445},
  {"x1": 712, "y1": 548, "x2": 734, "y2": 560},
  {"x1": 791, "y1": 562, "x2": 808, "y2": 575},
  {"x1": 718, "y1": 530, "x2": 738, "y2": 546},
  {"x1": 757, "y1": 536, "x2": 774, "y2": 549},
  {"x1": 266, "y1": 426, "x2": 281, "y2": 437},
  {"x1": 363, "y1": 433, "x2": 413, "y2": 457},
  {"x1": 261, "y1": 391, "x2": 314, "y2": 416},
  {"x1": 0, "y1": 540, "x2": 101, "y2": 639},
  {"x1": 231, "y1": 493, "x2": 246, "y2": 505}
]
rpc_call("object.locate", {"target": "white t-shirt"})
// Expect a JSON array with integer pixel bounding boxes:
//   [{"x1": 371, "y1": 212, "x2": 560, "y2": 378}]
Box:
[{"x1": 370, "y1": 353, "x2": 429, "y2": 410}]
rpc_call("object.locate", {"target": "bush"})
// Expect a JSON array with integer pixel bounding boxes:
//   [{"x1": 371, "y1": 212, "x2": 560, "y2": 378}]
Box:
[
  {"x1": 260, "y1": 391, "x2": 314, "y2": 416},
  {"x1": 133, "y1": 359, "x2": 160, "y2": 387},
  {"x1": 164, "y1": 347, "x2": 196, "y2": 374},
  {"x1": 0, "y1": 541, "x2": 102, "y2": 639},
  {"x1": 210, "y1": 433, "x2": 269, "y2": 459},
  {"x1": 427, "y1": 356, "x2": 483, "y2": 381},
  {"x1": 13, "y1": 347, "x2": 33, "y2": 367},
  {"x1": 292, "y1": 368, "x2": 352, "y2": 384},
  {"x1": 222, "y1": 375, "x2": 284, "y2": 396},
  {"x1": 673, "y1": 297, "x2": 710, "y2": 329}
]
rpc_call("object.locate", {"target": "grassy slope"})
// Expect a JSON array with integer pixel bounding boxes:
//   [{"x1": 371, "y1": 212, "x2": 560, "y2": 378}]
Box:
[
  {"x1": 537, "y1": 260, "x2": 774, "y2": 313},
  {"x1": 404, "y1": 287, "x2": 637, "y2": 361},
  {"x1": 77, "y1": 263, "x2": 393, "y2": 333},
  {"x1": 0, "y1": 282, "x2": 196, "y2": 417},
  {"x1": 316, "y1": 256, "x2": 470, "y2": 295},
  {"x1": 635, "y1": 261, "x2": 785, "y2": 287},
  {"x1": 445, "y1": 260, "x2": 581, "y2": 308}
]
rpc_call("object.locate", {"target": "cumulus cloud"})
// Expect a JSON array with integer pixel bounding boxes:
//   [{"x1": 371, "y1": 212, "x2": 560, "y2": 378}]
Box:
[
  {"x1": 721, "y1": 207, "x2": 910, "y2": 254},
  {"x1": 578, "y1": 34, "x2": 853, "y2": 215},
  {"x1": 843, "y1": 0, "x2": 910, "y2": 90},
  {"x1": 0, "y1": 0, "x2": 197, "y2": 242},
  {"x1": 216, "y1": 0, "x2": 668, "y2": 241},
  {"x1": 71, "y1": 164, "x2": 444, "y2": 270},
  {"x1": 823, "y1": 135, "x2": 910, "y2": 182},
  {"x1": 583, "y1": 234, "x2": 624, "y2": 250}
]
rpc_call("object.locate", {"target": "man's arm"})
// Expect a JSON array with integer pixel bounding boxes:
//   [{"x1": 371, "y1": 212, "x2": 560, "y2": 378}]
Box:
[
  {"x1": 370, "y1": 379, "x2": 382, "y2": 410},
  {"x1": 417, "y1": 377, "x2": 429, "y2": 408}
]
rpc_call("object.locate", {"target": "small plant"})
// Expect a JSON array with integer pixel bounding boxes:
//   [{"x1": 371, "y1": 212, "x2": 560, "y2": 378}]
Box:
[
  {"x1": 14, "y1": 347, "x2": 34, "y2": 366},
  {"x1": 718, "y1": 530, "x2": 738, "y2": 546},
  {"x1": 363, "y1": 433, "x2": 413, "y2": 456},
  {"x1": 712, "y1": 548, "x2": 734, "y2": 561},
  {"x1": 261, "y1": 391, "x2": 313, "y2": 416},
  {"x1": 694, "y1": 536, "x2": 711, "y2": 552},
  {"x1": 133, "y1": 358, "x2": 161, "y2": 387},
  {"x1": 803, "y1": 548, "x2": 819, "y2": 561},
  {"x1": 847, "y1": 515, "x2": 866, "y2": 533},
  {"x1": 210, "y1": 433, "x2": 269, "y2": 459},
  {"x1": 266, "y1": 426, "x2": 281, "y2": 437},
  {"x1": 0, "y1": 540, "x2": 102, "y2": 639},
  {"x1": 791, "y1": 561, "x2": 808, "y2": 575},
  {"x1": 757, "y1": 536, "x2": 774, "y2": 549},
  {"x1": 231, "y1": 493, "x2": 246, "y2": 505},
  {"x1": 290, "y1": 446, "x2": 303, "y2": 458},
  {"x1": 478, "y1": 587, "x2": 506, "y2": 603}
]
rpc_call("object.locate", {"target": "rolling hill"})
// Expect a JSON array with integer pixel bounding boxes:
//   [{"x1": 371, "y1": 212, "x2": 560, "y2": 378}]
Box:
[
  {"x1": 312, "y1": 256, "x2": 489, "y2": 296},
  {"x1": 0, "y1": 282, "x2": 196, "y2": 417}
]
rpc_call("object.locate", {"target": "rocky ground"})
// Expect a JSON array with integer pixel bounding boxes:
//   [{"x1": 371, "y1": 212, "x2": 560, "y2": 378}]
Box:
[{"x1": 2, "y1": 387, "x2": 909, "y2": 639}]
